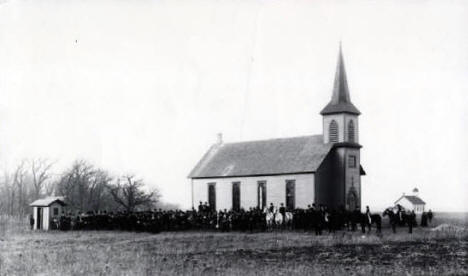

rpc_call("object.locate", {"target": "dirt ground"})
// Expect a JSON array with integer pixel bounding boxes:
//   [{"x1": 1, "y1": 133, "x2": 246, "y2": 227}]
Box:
[{"x1": 0, "y1": 214, "x2": 467, "y2": 275}]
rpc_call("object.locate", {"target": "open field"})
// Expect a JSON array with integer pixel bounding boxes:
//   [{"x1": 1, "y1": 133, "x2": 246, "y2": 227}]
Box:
[{"x1": 0, "y1": 213, "x2": 467, "y2": 275}]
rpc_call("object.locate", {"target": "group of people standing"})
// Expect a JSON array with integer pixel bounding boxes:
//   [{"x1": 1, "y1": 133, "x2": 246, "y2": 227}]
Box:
[{"x1": 28, "y1": 202, "x2": 434, "y2": 234}]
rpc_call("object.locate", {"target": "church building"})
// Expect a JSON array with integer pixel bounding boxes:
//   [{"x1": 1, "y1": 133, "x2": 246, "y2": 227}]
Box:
[{"x1": 188, "y1": 47, "x2": 365, "y2": 211}]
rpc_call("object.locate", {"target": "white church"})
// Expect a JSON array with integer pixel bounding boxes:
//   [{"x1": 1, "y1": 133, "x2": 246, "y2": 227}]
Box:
[{"x1": 188, "y1": 47, "x2": 365, "y2": 211}]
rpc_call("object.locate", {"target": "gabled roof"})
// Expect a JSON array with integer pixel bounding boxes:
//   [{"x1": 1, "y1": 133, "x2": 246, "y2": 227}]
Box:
[
  {"x1": 30, "y1": 196, "x2": 66, "y2": 207},
  {"x1": 395, "y1": 195, "x2": 426, "y2": 205},
  {"x1": 188, "y1": 135, "x2": 333, "y2": 179},
  {"x1": 320, "y1": 45, "x2": 361, "y2": 116}
]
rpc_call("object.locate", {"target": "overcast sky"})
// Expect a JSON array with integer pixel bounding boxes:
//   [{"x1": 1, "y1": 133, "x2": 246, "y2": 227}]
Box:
[{"x1": 0, "y1": 0, "x2": 467, "y2": 211}]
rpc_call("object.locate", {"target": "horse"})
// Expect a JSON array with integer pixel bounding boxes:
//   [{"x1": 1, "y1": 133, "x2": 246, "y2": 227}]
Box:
[
  {"x1": 274, "y1": 211, "x2": 283, "y2": 228},
  {"x1": 382, "y1": 207, "x2": 398, "y2": 233},
  {"x1": 359, "y1": 212, "x2": 381, "y2": 234},
  {"x1": 264, "y1": 208, "x2": 275, "y2": 231},
  {"x1": 283, "y1": 212, "x2": 293, "y2": 229}
]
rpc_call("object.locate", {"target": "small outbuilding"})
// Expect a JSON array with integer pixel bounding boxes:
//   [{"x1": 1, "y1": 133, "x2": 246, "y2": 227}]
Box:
[
  {"x1": 394, "y1": 188, "x2": 426, "y2": 213},
  {"x1": 29, "y1": 196, "x2": 66, "y2": 230}
]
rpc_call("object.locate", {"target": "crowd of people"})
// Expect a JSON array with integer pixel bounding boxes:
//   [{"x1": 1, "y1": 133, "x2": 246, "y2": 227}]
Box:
[{"x1": 30, "y1": 202, "x2": 434, "y2": 235}]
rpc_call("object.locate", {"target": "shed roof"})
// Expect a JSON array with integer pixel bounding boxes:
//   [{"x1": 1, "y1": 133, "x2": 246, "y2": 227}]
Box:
[
  {"x1": 395, "y1": 195, "x2": 426, "y2": 205},
  {"x1": 30, "y1": 196, "x2": 66, "y2": 207},
  {"x1": 188, "y1": 135, "x2": 333, "y2": 179}
]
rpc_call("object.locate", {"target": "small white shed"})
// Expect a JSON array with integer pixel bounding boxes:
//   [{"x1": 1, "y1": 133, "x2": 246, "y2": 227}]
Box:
[
  {"x1": 394, "y1": 193, "x2": 426, "y2": 214},
  {"x1": 29, "y1": 197, "x2": 66, "y2": 230}
]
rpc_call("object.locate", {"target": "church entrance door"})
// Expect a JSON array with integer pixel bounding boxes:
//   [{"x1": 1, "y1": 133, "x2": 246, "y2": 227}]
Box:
[{"x1": 347, "y1": 191, "x2": 357, "y2": 211}]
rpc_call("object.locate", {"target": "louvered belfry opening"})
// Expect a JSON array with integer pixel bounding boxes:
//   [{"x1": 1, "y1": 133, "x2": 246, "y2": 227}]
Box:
[
  {"x1": 329, "y1": 120, "x2": 338, "y2": 143},
  {"x1": 348, "y1": 120, "x2": 355, "y2": 142}
]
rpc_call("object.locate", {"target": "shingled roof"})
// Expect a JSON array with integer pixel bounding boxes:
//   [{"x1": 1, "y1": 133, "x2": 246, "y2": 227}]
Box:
[
  {"x1": 320, "y1": 45, "x2": 361, "y2": 116},
  {"x1": 30, "y1": 196, "x2": 66, "y2": 207},
  {"x1": 188, "y1": 135, "x2": 333, "y2": 179},
  {"x1": 395, "y1": 195, "x2": 426, "y2": 205}
]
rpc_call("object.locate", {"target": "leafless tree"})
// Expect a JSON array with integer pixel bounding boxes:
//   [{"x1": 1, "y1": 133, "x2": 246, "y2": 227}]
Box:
[
  {"x1": 109, "y1": 175, "x2": 160, "y2": 212},
  {"x1": 13, "y1": 160, "x2": 29, "y2": 216},
  {"x1": 56, "y1": 160, "x2": 96, "y2": 211},
  {"x1": 30, "y1": 158, "x2": 54, "y2": 200},
  {"x1": 87, "y1": 169, "x2": 114, "y2": 211}
]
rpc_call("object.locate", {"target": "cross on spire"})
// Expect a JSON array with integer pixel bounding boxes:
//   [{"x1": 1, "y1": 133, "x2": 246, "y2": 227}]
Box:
[{"x1": 320, "y1": 44, "x2": 361, "y2": 115}]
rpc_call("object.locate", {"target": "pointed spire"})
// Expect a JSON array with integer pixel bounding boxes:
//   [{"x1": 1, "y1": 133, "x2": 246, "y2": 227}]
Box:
[{"x1": 320, "y1": 44, "x2": 360, "y2": 115}]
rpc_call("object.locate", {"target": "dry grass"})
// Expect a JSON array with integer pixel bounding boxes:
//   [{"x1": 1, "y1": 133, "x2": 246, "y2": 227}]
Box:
[{"x1": 0, "y1": 214, "x2": 467, "y2": 275}]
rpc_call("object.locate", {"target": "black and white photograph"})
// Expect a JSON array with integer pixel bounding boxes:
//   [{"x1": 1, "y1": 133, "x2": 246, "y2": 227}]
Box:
[{"x1": 0, "y1": 0, "x2": 467, "y2": 275}]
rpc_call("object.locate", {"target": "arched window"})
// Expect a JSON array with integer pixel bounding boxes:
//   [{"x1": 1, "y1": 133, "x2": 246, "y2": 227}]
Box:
[
  {"x1": 348, "y1": 120, "x2": 355, "y2": 142},
  {"x1": 329, "y1": 120, "x2": 338, "y2": 143}
]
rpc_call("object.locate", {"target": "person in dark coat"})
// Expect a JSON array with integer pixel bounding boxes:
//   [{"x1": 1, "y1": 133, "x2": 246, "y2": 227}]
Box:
[
  {"x1": 408, "y1": 210, "x2": 416, "y2": 233},
  {"x1": 268, "y1": 202, "x2": 275, "y2": 213},
  {"x1": 29, "y1": 214, "x2": 34, "y2": 230},
  {"x1": 365, "y1": 206, "x2": 372, "y2": 233},
  {"x1": 420, "y1": 212, "x2": 428, "y2": 227},
  {"x1": 279, "y1": 203, "x2": 286, "y2": 216},
  {"x1": 427, "y1": 209, "x2": 433, "y2": 224}
]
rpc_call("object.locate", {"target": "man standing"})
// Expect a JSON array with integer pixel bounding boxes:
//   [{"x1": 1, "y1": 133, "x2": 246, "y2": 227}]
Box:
[
  {"x1": 427, "y1": 209, "x2": 433, "y2": 224},
  {"x1": 408, "y1": 210, "x2": 416, "y2": 233},
  {"x1": 29, "y1": 214, "x2": 34, "y2": 230},
  {"x1": 365, "y1": 206, "x2": 372, "y2": 233}
]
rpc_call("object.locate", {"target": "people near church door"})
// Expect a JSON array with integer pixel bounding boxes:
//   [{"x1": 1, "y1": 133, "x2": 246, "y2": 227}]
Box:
[{"x1": 189, "y1": 47, "x2": 364, "y2": 215}]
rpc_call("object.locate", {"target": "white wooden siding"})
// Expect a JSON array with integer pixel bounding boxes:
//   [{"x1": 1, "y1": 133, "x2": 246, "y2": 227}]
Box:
[{"x1": 192, "y1": 173, "x2": 315, "y2": 211}]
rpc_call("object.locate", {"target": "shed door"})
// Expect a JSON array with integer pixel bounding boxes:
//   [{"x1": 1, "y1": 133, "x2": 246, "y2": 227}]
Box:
[
  {"x1": 37, "y1": 207, "x2": 42, "y2": 230},
  {"x1": 286, "y1": 180, "x2": 295, "y2": 210},
  {"x1": 208, "y1": 183, "x2": 216, "y2": 211}
]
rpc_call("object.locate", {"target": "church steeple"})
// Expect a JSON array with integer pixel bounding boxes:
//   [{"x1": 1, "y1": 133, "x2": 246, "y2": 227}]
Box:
[{"x1": 320, "y1": 45, "x2": 360, "y2": 115}]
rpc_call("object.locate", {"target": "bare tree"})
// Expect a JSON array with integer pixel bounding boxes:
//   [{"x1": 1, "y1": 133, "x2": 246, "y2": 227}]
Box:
[
  {"x1": 87, "y1": 169, "x2": 114, "y2": 211},
  {"x1": 109, "y1": 175, "x2": 159, "y2": 212},
  {"x1": 56, "y1": 160, "x2": 95, "y2": 212},
  {"x1": 30, "y1": 158, "x2": 54, "y2": 199},
  {"x1": 13, "y1": 160, "x2": 29, "y2": 216}
]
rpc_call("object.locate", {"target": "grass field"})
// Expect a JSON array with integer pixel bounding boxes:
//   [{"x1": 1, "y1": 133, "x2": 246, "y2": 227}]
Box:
[{"x1": 0, "y1": 213, "x2": 467, "y2": 275}]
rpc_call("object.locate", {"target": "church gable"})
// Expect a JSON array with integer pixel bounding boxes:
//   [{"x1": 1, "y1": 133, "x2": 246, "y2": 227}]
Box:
[{"x1": 188, "y1": 135, "x2": 333, "y2": 179}]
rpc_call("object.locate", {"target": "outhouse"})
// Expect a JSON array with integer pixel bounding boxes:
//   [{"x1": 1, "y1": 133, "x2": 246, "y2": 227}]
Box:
[{"x1": 29, "y1": 196, "x2": 66, "y2": 230}]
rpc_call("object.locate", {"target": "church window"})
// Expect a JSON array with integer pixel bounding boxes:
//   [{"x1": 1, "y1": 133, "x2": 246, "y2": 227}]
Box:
[
  {"x1": 257, "y1": 181, "x2": 267, "y2": 209},
  {"x1": 348, "y1": 120, "x2": 355, "y2": 142},
  {"x1": 329, "y1": 120, "x2": 338, "y2": 143},
  {"x1": 348, "y1": 155, "x2": 356, "y2": 168},
  {"x1": 285, "y1": 180, "x2": 295, "y2": 210},
  {"x1": 207, "y1": 183, "x2": 216, "y2": 211},
  {"x1": 232, "y1": 182, "x2": 240, "y2": 211}
]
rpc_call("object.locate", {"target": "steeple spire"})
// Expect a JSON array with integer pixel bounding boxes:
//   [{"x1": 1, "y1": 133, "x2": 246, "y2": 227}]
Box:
[{"x1": 320, "y1": 44, "x2": 360, "y2": 115}]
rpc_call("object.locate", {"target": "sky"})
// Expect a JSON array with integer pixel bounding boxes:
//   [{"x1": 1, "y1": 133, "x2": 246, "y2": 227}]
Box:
[{"x1": 0, "y1": 0, "x2": 467, "y2": 211}]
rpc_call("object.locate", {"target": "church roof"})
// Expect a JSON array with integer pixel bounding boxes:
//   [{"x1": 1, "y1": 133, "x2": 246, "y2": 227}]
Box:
[
  {"x1": 395, "y1": 195, "x2": 426, "y2": 205},
  {"x1": 320, "y1": 45, "x2": 361, "y2": 116},
  {"x1": 188, "y1": 135, "x2": 333, "y2": 179}
]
